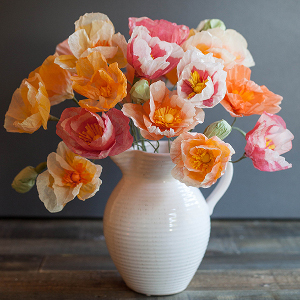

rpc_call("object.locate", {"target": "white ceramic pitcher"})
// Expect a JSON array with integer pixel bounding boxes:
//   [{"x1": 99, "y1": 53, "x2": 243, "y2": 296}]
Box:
[{"x1": 103, "y1": 141, "x2": 233, "y2": 296}]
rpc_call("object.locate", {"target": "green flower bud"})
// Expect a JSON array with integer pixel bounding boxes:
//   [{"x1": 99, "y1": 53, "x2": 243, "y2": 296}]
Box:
[
  {"x1": 130, "y1": 79, "x2": 150, "y2": 104},
  {"x1": 200, "y1": 19, "x2": 226, "y2": 31},
  {"x1": 12, "y1": 166, "x2": 38, "y2": 193},
  {"x1": 203, "y1": 119, "x2": 232, "y2": 140}
]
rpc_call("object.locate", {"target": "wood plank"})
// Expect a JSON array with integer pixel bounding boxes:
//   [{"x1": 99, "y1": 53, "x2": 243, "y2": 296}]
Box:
[
  {"x1": 0, "y1": 270, "x2": 300, "y2": 300},
  {"x1": 0, "y1": 255, "x2": 43, "y2": 271}
]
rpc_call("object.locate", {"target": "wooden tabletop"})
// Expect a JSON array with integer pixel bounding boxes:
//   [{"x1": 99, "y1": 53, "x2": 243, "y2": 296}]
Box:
[{"x1": 0, "y1": 219, "x2": 299, "y2": 299}]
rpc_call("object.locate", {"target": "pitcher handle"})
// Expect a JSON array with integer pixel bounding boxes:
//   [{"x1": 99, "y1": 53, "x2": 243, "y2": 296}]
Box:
[{"x1": 205, "y1": 162, "x2": 233, "y2": 216}]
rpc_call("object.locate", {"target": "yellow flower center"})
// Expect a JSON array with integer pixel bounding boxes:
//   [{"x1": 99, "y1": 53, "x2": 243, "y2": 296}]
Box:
[
  {"x1": 232, "y1": 89, "x2": 254, "y2": 102},
  {"x1": 192, "y1": 148, "x2": 214, "y2": 171},
  {"x1": 153, "y1": 106, "x2": 182, "y2": 128},
  {"x1": 266, "y1": 138, "x2": 276, "y2": 150},
  {"x1": 188, "y1": 71, "x2": 209, "y2": 99},
  {"x1": 99, "y1": 85, "x2": 112, "y2": 98},
  {"x1": 78, "y1": 123, "x2": 103, "y2": 145}
]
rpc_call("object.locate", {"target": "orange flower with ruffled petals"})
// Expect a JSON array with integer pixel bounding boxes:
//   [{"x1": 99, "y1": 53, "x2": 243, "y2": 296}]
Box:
[
  {"x1": 221, "y1": 64, "x2": 282, "y2": 117},
  {"x1": 29, "y1": 55, "x2": 74, "y2": 106},
  {"x1": 4, "y1": 73, "x2": 50, "y2": 133},
  {"x1": 71, "y1": 51, "x2": 127, "y2": 112},
  {"x1": 170, "y1": 132, "x2": 234, "y2": 188},
  {"x1": 122, "y1": 81, "x2": 204, "y2": 140}
]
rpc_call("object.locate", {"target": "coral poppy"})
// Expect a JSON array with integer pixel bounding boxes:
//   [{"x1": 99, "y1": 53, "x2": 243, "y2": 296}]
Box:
[
  {"x1": 129, "y1": 17, "x2": 189, "y2": 45},
  {"x1": 55, "y1": 12, "x2": 127, "y2": 72},
  {"x1": 122, "y1": 80, "x2": 204, "y2": 140},
  {"x1": 56, "y1": 107, "x2": 133, "y2": 159},
  {"x1": 4, "y1": 73, "x2": 50, "y2": 133},
  {"x1": 71, "y1": 51, "x2": 127, "y2": 112},
  {"x1": 29, "y1": 55, "x2": 74, "y2": 106},
  {"x1": 245, "y1": 112, "x2": 293, "y2": 171},
  {"x1": 177, "y1": 49, "x2": 227, "y2": 108},
  {"x1": 127, "y1": 26, "x2": 184, "y2": 80},
  {"x1": 170, "y1": 132, "x2": 234, "y2": 188},
  {"x1": 182, "y1": 27, "x2": 254, "y2": 68},
  {"x1": 36, "y1": 141, "x2": 103, "y2": 213},
  {"x1": 221, "y1": 64, "x2": 282, "y2": 117}
]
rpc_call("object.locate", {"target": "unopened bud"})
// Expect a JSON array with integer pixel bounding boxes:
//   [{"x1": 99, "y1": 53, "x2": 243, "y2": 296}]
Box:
[
  {"x1": 197, "y1": 19, "x2": 226, "y2": 31},
  {"x1": 130, "y1": 79, "x2": 150, "y2": 104},
  {"x1": 203, "y1": 119, "x2": 232, "y2": 140},
  {"x1": 12, "y1": 166, "x2": 38, "y2": 193}
]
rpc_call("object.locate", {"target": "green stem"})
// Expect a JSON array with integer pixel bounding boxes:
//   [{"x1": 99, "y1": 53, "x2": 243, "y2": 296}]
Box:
[
  {"x1": 48, "y1": 115, "x2": 59, "y2": 122},
  {"x1": 231, "y1": 117, "x2": 237, "y2": 127},
  {"x1": 231, "y1": 153, "x2": 247, "y2": 163},
  {"x1": 72, "y1": 96, "x2": 81, "y2": 107},
  {"x1": 168, "y1": 138, "x2": 171, "y2": 153},
  {"x1": 171, "y1": 84, "x2": 177, "y2": 91},
  {"x1": 35, "y1": 162, "x2": 47, "y2": 174},
  {"x1": 232, "y1": 126, "x2": 246, "y2": 138}
]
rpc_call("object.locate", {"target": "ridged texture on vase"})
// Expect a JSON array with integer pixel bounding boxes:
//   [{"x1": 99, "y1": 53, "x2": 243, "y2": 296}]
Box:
[{"x1": 103, "y1": 146, "x2": 211, "y2": 296}]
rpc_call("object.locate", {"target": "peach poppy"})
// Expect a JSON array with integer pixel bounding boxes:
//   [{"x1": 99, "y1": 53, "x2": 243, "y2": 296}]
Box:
[
  {"x1": 71, "y1": 51, "x2": 127, "y2": 112},
  {"x1": 170, "y1": 132, "x2": 234, "y2": 188},
  {"x1": 221, "y1": 64, "x2": 282, "y2": 117},
  {"x1": 4, "y1": 73, "x2": 50, "y2": 133},
  {"x1": 55, "y1": 13, "x2": 127, "y2": 72},
  {"x1": 129, "y1": 17, "x2": 189, "y2": 45},
  {"x1": 29, "y1": 55, "x2": 74, "y2": 106},
  {"x1": 245, "y1": 112, "x2": 293, "y2": 172},
  {"x1": 182, "y1": 27, "x2": 254, "y2": 68},
  {"x1": 122, "y1": 80, "x2": 204, "y2": 140},
  {"x1": 36, "y1": 141, "x2": 103, "y2": 213}
]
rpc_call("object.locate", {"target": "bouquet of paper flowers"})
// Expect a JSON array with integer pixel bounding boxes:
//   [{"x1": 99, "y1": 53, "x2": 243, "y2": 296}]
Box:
[{"x1": 5, "y1": 13, "x2": 294, "y2": 213}]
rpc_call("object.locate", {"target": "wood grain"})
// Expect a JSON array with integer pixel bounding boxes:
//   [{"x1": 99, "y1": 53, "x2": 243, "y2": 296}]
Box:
[{"x1": 0, "y1": 219, "x2": 299, "y2": 299}]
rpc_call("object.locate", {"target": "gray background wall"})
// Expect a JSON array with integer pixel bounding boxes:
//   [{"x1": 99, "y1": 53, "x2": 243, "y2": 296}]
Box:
[{"x1": 1, "y1": 0, "x2": 299, "y2": 218}]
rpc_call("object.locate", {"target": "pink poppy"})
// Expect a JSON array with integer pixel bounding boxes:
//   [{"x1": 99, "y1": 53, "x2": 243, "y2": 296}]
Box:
[
  {"x1": 127, "y1": 26, "x2": 184, "y2": 80},
  {"x1": 56, "y1": 107, "x2": 133, "y2": 159},
  {"x1": 245, "y1": 112, "x2": 293, "y2": 172},
  {"x1": 177, "y1": 49, "x2": 227, "y2": 108},
  {"x1": 129, "y1": 17, "x2": 189, "y2": 45}
]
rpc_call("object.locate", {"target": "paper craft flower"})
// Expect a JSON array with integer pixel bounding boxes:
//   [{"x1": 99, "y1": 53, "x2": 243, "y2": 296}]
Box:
[
  {"x1": 36, "y1": 141, "x2": 103, "y2": 213},
  {"x1": 29, "y1": 55, "x2": 74, "y2": 106},
  {"x1": 122, "y1": 80, "x2": 204, "y2": 140},
  {"x1": 56, "y1": 107, "x2": 133, "y2": 159},
  {"x1": 170, "y1": 132, "x2": 234, "y2": 188},
  {"x1": 221, "y1": 64, "x2": 282, "y2": 117},
  {"x1": 129, "y1": 17, "x2": 189, "y2": 45},
  {"x1": 245, "y1": 112, "x2": 293, "y2": 171},
  {"x1": 55, "y1": 12, "x2": 127, "y2": 72},
  {"x1": 182, "y1": 27, "x2": 255, "y2": 68},
  {"x1": 4, "y1": 73, "x2": 50, "y2": 133},
  {"x1": 177, "y1": 49, "x2": 227, "y2": 108},
  {"x1": 127, "y1": 26, "x2": 184, "y2": 80},
  {"x1": 71, "y1": 51, "x2": 127, "y2": 112}
]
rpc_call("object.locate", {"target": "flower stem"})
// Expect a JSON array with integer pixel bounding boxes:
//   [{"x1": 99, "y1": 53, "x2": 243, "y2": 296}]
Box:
[
  {"x1": 231, "y1": 117, "x2": 237, "y2": 127},
  {"x1": 35, "y1": 162, "x2": 47, "y2": 174},
  {"x1": 72, "y1": 96, "x2": 81, "y2": 107},
  {"x1": 232, "y1": 126, "x2": 246, "y2": 138},
  {"x1": 48, "y1": 115, "x2": 59, "y2": 122},
  {"x1": 231, "y1": 153, "x2": 247, "y2": 163}
]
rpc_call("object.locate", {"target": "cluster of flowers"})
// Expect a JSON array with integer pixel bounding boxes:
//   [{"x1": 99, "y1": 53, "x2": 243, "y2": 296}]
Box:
[{"x1": 5, "y1": 13, "x2": 293, "y2": 213}]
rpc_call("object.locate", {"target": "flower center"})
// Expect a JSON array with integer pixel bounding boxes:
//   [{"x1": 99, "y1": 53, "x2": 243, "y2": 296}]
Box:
[
  {"x1": 192, "y1": 148, "x2": 214, "y2": 171},
  {"x1": 232, "y1": 89, "x2": 254, "y2": 102},
  {"x1": 99, "y1": 85, "x2": 112, "y2": 98},
  {"x1": 153, "y1": 106, "x2": 182, "y2": 128},
  {"x1": 78, "y1": 123, "x2": 103, "y2": 145},
  {"x1": 188, "y1": 71, "x2": 209, "y2": 99},
  {"x1": 265, "y1": 138, "x2": 276, "y2": 150},
  {"x1": 62, "y1": 163, "x2": 94, "y2": 188}
]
